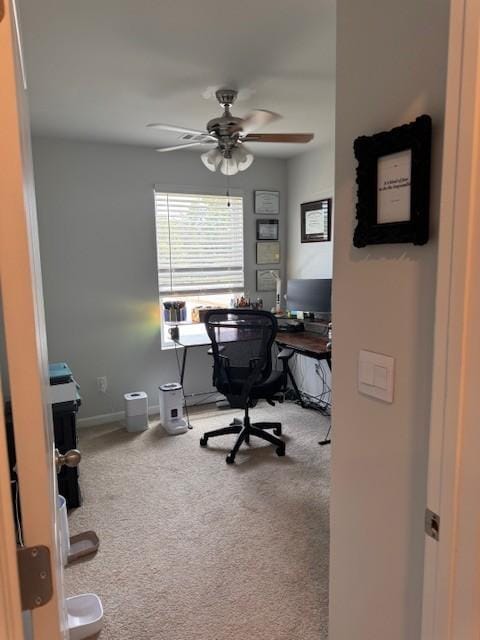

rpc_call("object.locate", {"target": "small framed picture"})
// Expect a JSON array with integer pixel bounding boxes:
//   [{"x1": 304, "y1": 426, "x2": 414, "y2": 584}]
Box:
[
  {"x1": 353, "y1": 115, "x2": 431, "y2": 247},
  {"x1": 256, "y1": 241, "x2": 280, "y2": 265},
  {"x1": 301, "y1": 199, "x2": 332, "y2": 243},
  {"x1": 257, "y1": 269, "x2": 280, "y2": 292},
  {"x1": 254, "y1": 190, "x2": 280, "y2": 214},
  {"x1": 256, "y1": 219, "x2": 279, "y2": 240}
]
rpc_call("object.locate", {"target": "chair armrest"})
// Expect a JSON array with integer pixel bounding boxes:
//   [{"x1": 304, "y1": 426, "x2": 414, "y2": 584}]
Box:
[{"x1": 277, "y1": 348, "x2": 294, "y2": 361}]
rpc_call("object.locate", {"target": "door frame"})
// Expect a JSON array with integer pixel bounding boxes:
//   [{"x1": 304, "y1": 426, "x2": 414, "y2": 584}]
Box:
[
  {"x1": 0, "y1": 0, "x2": 67, "y2": 638},
  {"x1": 421, "y1": 0, "x2": 480, "y2": 638},
  {"x1": 0, "y1": 381, "x2": 24, "y2": 640},
  {"x1": 1, "y1": 0, "x2": 479, "y2": 637}
]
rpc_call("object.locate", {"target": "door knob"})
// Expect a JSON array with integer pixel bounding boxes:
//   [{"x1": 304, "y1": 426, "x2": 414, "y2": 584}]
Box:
[{"x1": 55, "y1": 448, "x2": 81, "y2": 474}]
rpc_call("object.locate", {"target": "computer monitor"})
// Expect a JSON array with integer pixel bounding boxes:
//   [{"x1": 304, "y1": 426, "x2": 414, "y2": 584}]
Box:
[{"x1": 286, "y1": 278, "x2": 332, "y2": 313}]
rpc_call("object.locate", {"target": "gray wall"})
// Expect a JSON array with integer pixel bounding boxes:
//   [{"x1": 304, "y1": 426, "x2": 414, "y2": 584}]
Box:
[
  {"x1": 287, "y1": 141, "x2": 335, "y2": 279},
  {"x1": 32, "y1": 137, "x2": 288, "y2": 419},
  {"x1": 330, "y1": 1, "x2": 449, "y2": 639},
  {"x1": 286, "y1": 143, "x2": 335, "y2": 398}
]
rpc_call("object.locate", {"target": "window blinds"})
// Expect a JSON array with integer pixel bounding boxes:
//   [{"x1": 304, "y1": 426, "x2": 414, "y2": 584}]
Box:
[{"x1": 154, "y1": 191, "x2": 244, "y2": 296}]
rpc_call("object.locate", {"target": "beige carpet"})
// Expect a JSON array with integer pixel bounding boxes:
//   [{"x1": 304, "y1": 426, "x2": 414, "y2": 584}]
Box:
[{"x1": 65, "y1": 401, "x2": 330, "y2": 640}]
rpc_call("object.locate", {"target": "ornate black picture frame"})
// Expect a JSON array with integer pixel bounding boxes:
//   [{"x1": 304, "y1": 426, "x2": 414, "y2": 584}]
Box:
[{"x1": 353, "y1": 115, "x2": 432, "y2": 247}]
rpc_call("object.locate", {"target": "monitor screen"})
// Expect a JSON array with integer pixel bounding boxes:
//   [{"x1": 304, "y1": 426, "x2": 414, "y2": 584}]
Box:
[{"x1": 286, "y1": 278, "x2": 332, "y2": 313}]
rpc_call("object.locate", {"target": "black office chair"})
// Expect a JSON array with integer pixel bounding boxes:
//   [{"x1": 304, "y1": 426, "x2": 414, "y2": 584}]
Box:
[{"x1": 199, "y1": 309, "x2": 286, "y2": 464}]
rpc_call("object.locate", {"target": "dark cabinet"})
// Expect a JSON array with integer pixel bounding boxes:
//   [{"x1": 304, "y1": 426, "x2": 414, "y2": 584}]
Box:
[
  {"x1": 53, "y1": 400, "x2": 82, "y2": 509},
  {"x1": 49, "y1": 363, "x2": 82, "y2": 509}
]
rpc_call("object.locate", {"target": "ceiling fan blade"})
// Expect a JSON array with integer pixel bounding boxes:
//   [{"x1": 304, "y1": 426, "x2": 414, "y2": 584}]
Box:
[
  {"x1": 156, "y1": 141, "x2": 214, "y2": 153},
  {"x1": 147, "y1": 122, "x2": 211, "y2": 136},
  {"x1": 239, "y1": 110, "x2": 281, "y2": 134},
  {"x1": 243, "y1": 133, "x2": 314, "y2": 143}
]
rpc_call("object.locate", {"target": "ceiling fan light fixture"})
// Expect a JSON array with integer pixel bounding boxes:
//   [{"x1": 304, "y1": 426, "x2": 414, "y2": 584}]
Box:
[
  {"x1": 234, "y1": 144, "x2": 254, "y2": 171},
  {"x1": 220, "y1": 155, "x2": 239, "y2": 176},
  {"x1": 201, "y1": 148, "x2": 222, "y2": 172}
]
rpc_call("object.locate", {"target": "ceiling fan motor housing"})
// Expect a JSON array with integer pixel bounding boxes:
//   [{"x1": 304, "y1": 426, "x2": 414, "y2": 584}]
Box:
[
  {"x1": 215, "y1": 88, "x2": 237, "y2": 107},
  {"x1": 207, "y1": 115, "x2": 242, "y2": 137}
]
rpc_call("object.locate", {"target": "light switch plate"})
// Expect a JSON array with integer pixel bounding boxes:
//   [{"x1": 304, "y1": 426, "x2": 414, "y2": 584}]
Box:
[{"x1": 358, "y1": 350, "x2": 394, "y2": 403}]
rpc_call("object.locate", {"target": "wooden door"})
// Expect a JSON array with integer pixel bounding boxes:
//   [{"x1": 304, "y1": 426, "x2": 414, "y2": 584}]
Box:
[{"x1": 0, "y1": 1, "x2": 67, "y2": 638}]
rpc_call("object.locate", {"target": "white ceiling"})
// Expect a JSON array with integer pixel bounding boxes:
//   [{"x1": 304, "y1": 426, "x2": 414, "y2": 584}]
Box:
[{"x1": 18, "y1": 0, "x2": 335, "y2": 158}]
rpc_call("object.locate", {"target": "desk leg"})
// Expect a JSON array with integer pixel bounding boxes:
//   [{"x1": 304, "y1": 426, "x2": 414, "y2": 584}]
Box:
[
  {"x1": 180, "y1": 347, "x2": 187, "y2": 387},
  {"x1": 319, "y1": 424, "x2": 331, "y2": 446},
  {"x1": 179, "y1": 347, "x2": 192, "y2": 429},
  {"x1": 286, "y1": 361, "x2": 305, "y2": 408},
  {"x1": 318, "y1": 355, "x2": 332, "y2": 445}
]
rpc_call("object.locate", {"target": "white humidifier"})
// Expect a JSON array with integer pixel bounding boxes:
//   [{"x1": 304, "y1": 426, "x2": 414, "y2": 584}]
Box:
[{"x1": 159, "y1": 383, "x2": 188, "y2": 435}]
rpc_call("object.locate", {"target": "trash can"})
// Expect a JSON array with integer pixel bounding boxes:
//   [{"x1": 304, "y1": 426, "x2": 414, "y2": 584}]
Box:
[{"x1": 124, "y1": 392, "x2": 149, "y2": 432}]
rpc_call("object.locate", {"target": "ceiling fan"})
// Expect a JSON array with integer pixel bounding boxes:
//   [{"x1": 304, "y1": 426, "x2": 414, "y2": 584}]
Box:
[{"x1": 147, "y1": 88, "x2": 314, "y2": 175}]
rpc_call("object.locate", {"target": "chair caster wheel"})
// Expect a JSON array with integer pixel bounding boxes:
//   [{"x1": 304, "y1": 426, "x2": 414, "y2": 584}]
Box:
[
  {"x1": 274, "y1": 427, "x2": 282, "y2": 436},
  {"x1": 226, "y1": 454, "x2": 235, "y2": 464},
  {"x1": 200, "y1": 437, "x2": 208, "y2": 447},
  {"x1": 276, "y1": 445, "x2": 286, "y2": 457}
]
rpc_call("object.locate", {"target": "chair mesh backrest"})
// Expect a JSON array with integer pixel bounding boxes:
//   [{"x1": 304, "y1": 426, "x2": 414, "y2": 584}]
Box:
[{"x1": 205, "y1": 309, "x2": 277, "y2": 387}]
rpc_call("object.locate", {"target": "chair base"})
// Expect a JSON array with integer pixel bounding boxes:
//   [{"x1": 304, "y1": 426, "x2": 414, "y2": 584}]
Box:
[{"x1": 199, "y1": 410, "x2": 285, "y2": 464}]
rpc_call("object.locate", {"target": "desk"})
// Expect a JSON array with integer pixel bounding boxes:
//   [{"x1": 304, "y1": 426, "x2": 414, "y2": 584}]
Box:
[
  {"x1": 173, "y1": 325, "x2": 253, "y2": 386},
  {"x1": 275, "y1": 330, "x2": 332, "y2": 445},
  {"x1": 275, "y1": 331, "x2": 331, "y2": 367},
  {"x1": 173, "y1": 326, "x2": 332, "y2": 440},
  {"x1": 172, "y1": 332, "x2": 210, "y2": 389}
]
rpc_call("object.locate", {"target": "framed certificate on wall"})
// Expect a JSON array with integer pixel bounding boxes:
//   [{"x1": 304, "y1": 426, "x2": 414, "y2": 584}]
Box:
[
  {"x1": 301, "y1": 199, "x2": 332, "y2": 243},
  {"x1": 256, "y1": 219, "x2": 279, "y2": 240},
  {"x1": 254, "y1": 190, "x2": 280, "y2": 214},
  {"x1": 256, "y1": 269, "x2": 280, "y2": 292},
  {"x1": 256, "y1": 241, "x2": 280, "y2": 264}
]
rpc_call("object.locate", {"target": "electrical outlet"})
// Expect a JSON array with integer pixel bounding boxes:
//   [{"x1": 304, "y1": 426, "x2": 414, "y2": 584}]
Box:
[{"x1": 97, "y1": 376, "x2": 108, "y2": 393}]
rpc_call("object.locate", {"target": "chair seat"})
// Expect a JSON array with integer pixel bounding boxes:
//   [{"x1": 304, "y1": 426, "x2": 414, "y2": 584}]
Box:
[{"x1": 216, "y1": 370, "x2": 284, "y2": 399}]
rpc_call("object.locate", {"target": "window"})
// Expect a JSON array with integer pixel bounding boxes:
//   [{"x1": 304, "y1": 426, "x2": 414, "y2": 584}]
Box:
[{"x1": 154, "y1": 190, "x2": 244, "y2": 346}]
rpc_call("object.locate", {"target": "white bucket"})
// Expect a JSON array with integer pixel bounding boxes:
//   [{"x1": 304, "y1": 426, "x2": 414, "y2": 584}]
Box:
[
  {"x1": 67, "y1": 593, "x2": 104, "y2": 640},
  {"x1": 57, "y1": 495, "x2": 70, "y2": 567}
]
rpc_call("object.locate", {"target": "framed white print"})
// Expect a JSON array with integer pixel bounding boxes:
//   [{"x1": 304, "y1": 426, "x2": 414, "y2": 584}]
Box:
[
  {"x1": 353, "y1": 115, "x2": 431, "y2": 247},
  {"x1": 254, "y1": 190, "x2": 280, "y2": 215},
  {"x1": 377, "y1": 149, "x2": 412, "y2": 223}
]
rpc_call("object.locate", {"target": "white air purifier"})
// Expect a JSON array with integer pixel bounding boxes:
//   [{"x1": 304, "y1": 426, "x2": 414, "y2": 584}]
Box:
[
  {"x1": 159, "y1": 383, "x2": 188, "y2": 435},
  {"x1": 124, "y1": 391, "x2": 149, "y2": 432}
]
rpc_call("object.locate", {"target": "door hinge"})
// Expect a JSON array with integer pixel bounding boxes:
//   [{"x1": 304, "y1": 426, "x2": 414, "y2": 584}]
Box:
[
  {"x1": 16, "y1": 546, "x2": 53, "y2": 610},
  {"x1": 425, "y1": 508, "x2": 440, "y2": 541}
]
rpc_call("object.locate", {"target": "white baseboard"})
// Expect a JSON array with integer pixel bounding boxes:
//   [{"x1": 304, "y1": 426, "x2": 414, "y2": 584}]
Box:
[
  {"x1": 77, "y1": 393, "x2": 223, "y2": 428},
  {"x1": 77, "y1": 404, "x2": 160, "y2": 429}
]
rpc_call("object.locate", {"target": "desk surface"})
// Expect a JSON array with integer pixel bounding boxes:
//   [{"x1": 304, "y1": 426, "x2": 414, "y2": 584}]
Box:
[
  {"x1": 275, "y1": 330, "x2": 331, "y2": 360},
  {"x1": 173, "y1": 326, "x2": 246, "y2": 348},
  {"x1": 173, "y1": 327, "x2": 331, "y2": 359}
]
